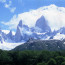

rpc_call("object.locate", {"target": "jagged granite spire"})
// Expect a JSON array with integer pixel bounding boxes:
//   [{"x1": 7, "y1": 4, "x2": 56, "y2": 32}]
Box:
[
  {"x1": 15, "y1": 26, "x2": 22, "y2": 42},
  {"x1": 14, "y1": 20, "x2": 23, "y2": 42},
  {"x1": 7, "y1": 30, "x2": 13, "y2": 40},
  {"x1": 35, "y1": 16, "x2": 51, "y2": 32},
  {"x1": 18, "y1": 20, "x2": 22, "y2": 28}
]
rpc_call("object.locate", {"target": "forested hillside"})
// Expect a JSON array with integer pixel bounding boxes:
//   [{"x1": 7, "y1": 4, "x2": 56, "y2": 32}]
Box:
[{"x1": 0, "y1": 50, "x2": 65, "y2": 65}]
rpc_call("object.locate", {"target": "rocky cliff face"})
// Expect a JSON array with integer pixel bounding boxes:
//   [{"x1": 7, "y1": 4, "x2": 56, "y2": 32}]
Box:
[
  {"x1": 18, "y1": 20, "x2": 22, "y2": 28},
  {"x1": 14, "y1": 20, "x2": 22, "y2": 42},
  {"x1": 13, "y1": 39, "x2": 65, "y2": 51},
  {"x1": 7, "y1": 30, "x2": 13, "y2": 40},
  {"x1": 35, "y1": 16, "x2": 51, "y2": 33}
]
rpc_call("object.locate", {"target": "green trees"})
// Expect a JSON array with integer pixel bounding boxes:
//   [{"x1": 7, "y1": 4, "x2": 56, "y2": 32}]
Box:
[
  {"x1": 0, "y1": 51, "x2": 13, "y2": 65},
  {"x1": 37, "y1": 51, "x2": 52, "y2": 63},
  {"x1": 47, "y1": 58, "x2": 56, "y2": 65},
  {"x1": 61, "y1": 62, "x2": 65, "y2": 65},
  {"x1": 37, "y1": 62, "x2": 46, "y2": 65},
  {"x1": 0, "y1": 50, "x2": 65, "y2": 65},
  {"x1": 55, "y1": 56, "x2": 65, "y2": 65}
]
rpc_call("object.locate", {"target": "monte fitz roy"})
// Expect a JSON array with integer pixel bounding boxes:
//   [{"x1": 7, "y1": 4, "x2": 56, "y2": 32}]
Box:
[{"x1": 0, "y1": 15, "x2": 65, "y2": 44}]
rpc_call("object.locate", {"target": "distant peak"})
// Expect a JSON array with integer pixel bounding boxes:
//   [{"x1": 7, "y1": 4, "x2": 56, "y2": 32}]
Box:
[
  {"x1": 35, "y1": 15, "x2": 51, "y2": 32},
  {"x1": 18, "y1": 20, "x2": 22, "y2": 27},
  {"x1": 40, "y1": 15, "x2": 45, "y2": 18},
  {"x1": 9, "y1": 30, "x2": 12, "y2": 34}
]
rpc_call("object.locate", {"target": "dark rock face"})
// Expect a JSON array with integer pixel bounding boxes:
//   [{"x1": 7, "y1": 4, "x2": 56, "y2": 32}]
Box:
[
  {"x1": 23, "y1": 25, "x2": 29, "y2": 31},
  {"x1": 30, "y1": 27, "x2": 35, "y2": 32},
  {"x1": 14, "y1": 26, "x2": 22, "y2": 42},
  {"x1": 22, "y1": 33, "x2": 30, "y2": 41},
  {"x1": 13, "y1": 39, "x2": 65, "y2": 51},
  {"x1": 14, "y1": 20, "x2": 23, "y2": 42},
  {"x1": 2, "y1": 32, "x2": 7, "y2": 40},
  {"x1": 35, "y1": 16, "x2": 51, "y2": 33},
  {"x1": 14, "y1": 20, "x2": 31, "y2": 42},
  {"x1": 18, "y1": 20, "x2": 22, "y2": 28},
  {"x1": 7, "y1": 30, "x2": 13, "y2": 40}
]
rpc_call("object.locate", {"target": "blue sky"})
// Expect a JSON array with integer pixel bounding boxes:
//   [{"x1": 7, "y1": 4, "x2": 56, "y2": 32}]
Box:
[{"x1": 0, "y1": 0, "x2": 65, "y2": 30}]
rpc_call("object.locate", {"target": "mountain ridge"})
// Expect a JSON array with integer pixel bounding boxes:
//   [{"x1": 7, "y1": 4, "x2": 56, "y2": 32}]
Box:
[
  {"x1": 0, "y1": 16, "x2": 65, "y2": 43},
  {"x1": 13, "y1": 39, "x2": 65, "y2": 51}
]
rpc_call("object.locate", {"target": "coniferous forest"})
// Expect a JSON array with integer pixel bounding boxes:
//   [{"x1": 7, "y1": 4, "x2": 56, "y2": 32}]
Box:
[{"x1": 0, "y1": 50, "x2": 65, "y2": 65}]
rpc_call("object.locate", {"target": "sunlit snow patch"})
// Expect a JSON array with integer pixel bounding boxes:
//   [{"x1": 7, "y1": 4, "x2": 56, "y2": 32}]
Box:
[
  {"x1": 2, "y1": 30, "x2": 15, "y2": 35},
  {"x1": 54, "y1": 33, "x2": 65, "y2": 40}
]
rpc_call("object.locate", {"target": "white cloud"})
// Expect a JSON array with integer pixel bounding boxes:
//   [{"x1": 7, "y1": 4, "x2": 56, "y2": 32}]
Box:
[
  {"x1": 2, "y1": 4, "x2": 65, "y2": 31},
  {"x1": 0, "y1": 0, "x2": 16, "y2": 13},
  {"x1": 10, "y1": 7, "x2": 16, "y2": 13},
  {"x1": 5, "y1": 1, "x2": 12, "y2": 8},
  {"x1": 4, "y1": 1, "x2": 16, "y2": 13},
  {"x1": 2, "y1": 15, "x2": 19, "y2": 29}
]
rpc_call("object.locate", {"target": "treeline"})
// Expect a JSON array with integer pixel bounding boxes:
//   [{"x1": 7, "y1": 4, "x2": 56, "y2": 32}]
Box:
[{"x1": 0, "y1": 50, "x2": 65, "y2": 65}]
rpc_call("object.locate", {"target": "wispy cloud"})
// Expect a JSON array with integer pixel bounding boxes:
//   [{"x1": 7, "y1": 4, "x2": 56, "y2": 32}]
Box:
[
  {"x1": 0, "y1": 0, "x2": 16, "y2": 13},
  {"x1": 4, "y1": 1, "x2": 16, "y2": 13},
  {"x1": 2, "y1": 15, "x2": 19, "y2": 29},
  {"x1": 10, "y1": 7, "x2": 16, "y2": 13},
  {"x1": 2, "y1": 4, "x2": 65, "y2": 31},
  {"x1": 5, "y1": 1, "x2": 12, "y2": 8}
]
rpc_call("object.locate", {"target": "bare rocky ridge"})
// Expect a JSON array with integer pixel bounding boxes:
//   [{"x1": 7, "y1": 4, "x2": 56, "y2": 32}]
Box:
[{"x1": 13, "y1": 39, "x2": 65, "y2": 51}]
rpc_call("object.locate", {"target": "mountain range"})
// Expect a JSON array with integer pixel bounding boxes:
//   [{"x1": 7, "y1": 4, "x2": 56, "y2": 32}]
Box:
[
  {"x1": 0, "y1": 15, "x2": 65, "y2": 43},
  {"x1": 1, "y1": 15, "x2": 65, "y2": 50}
]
